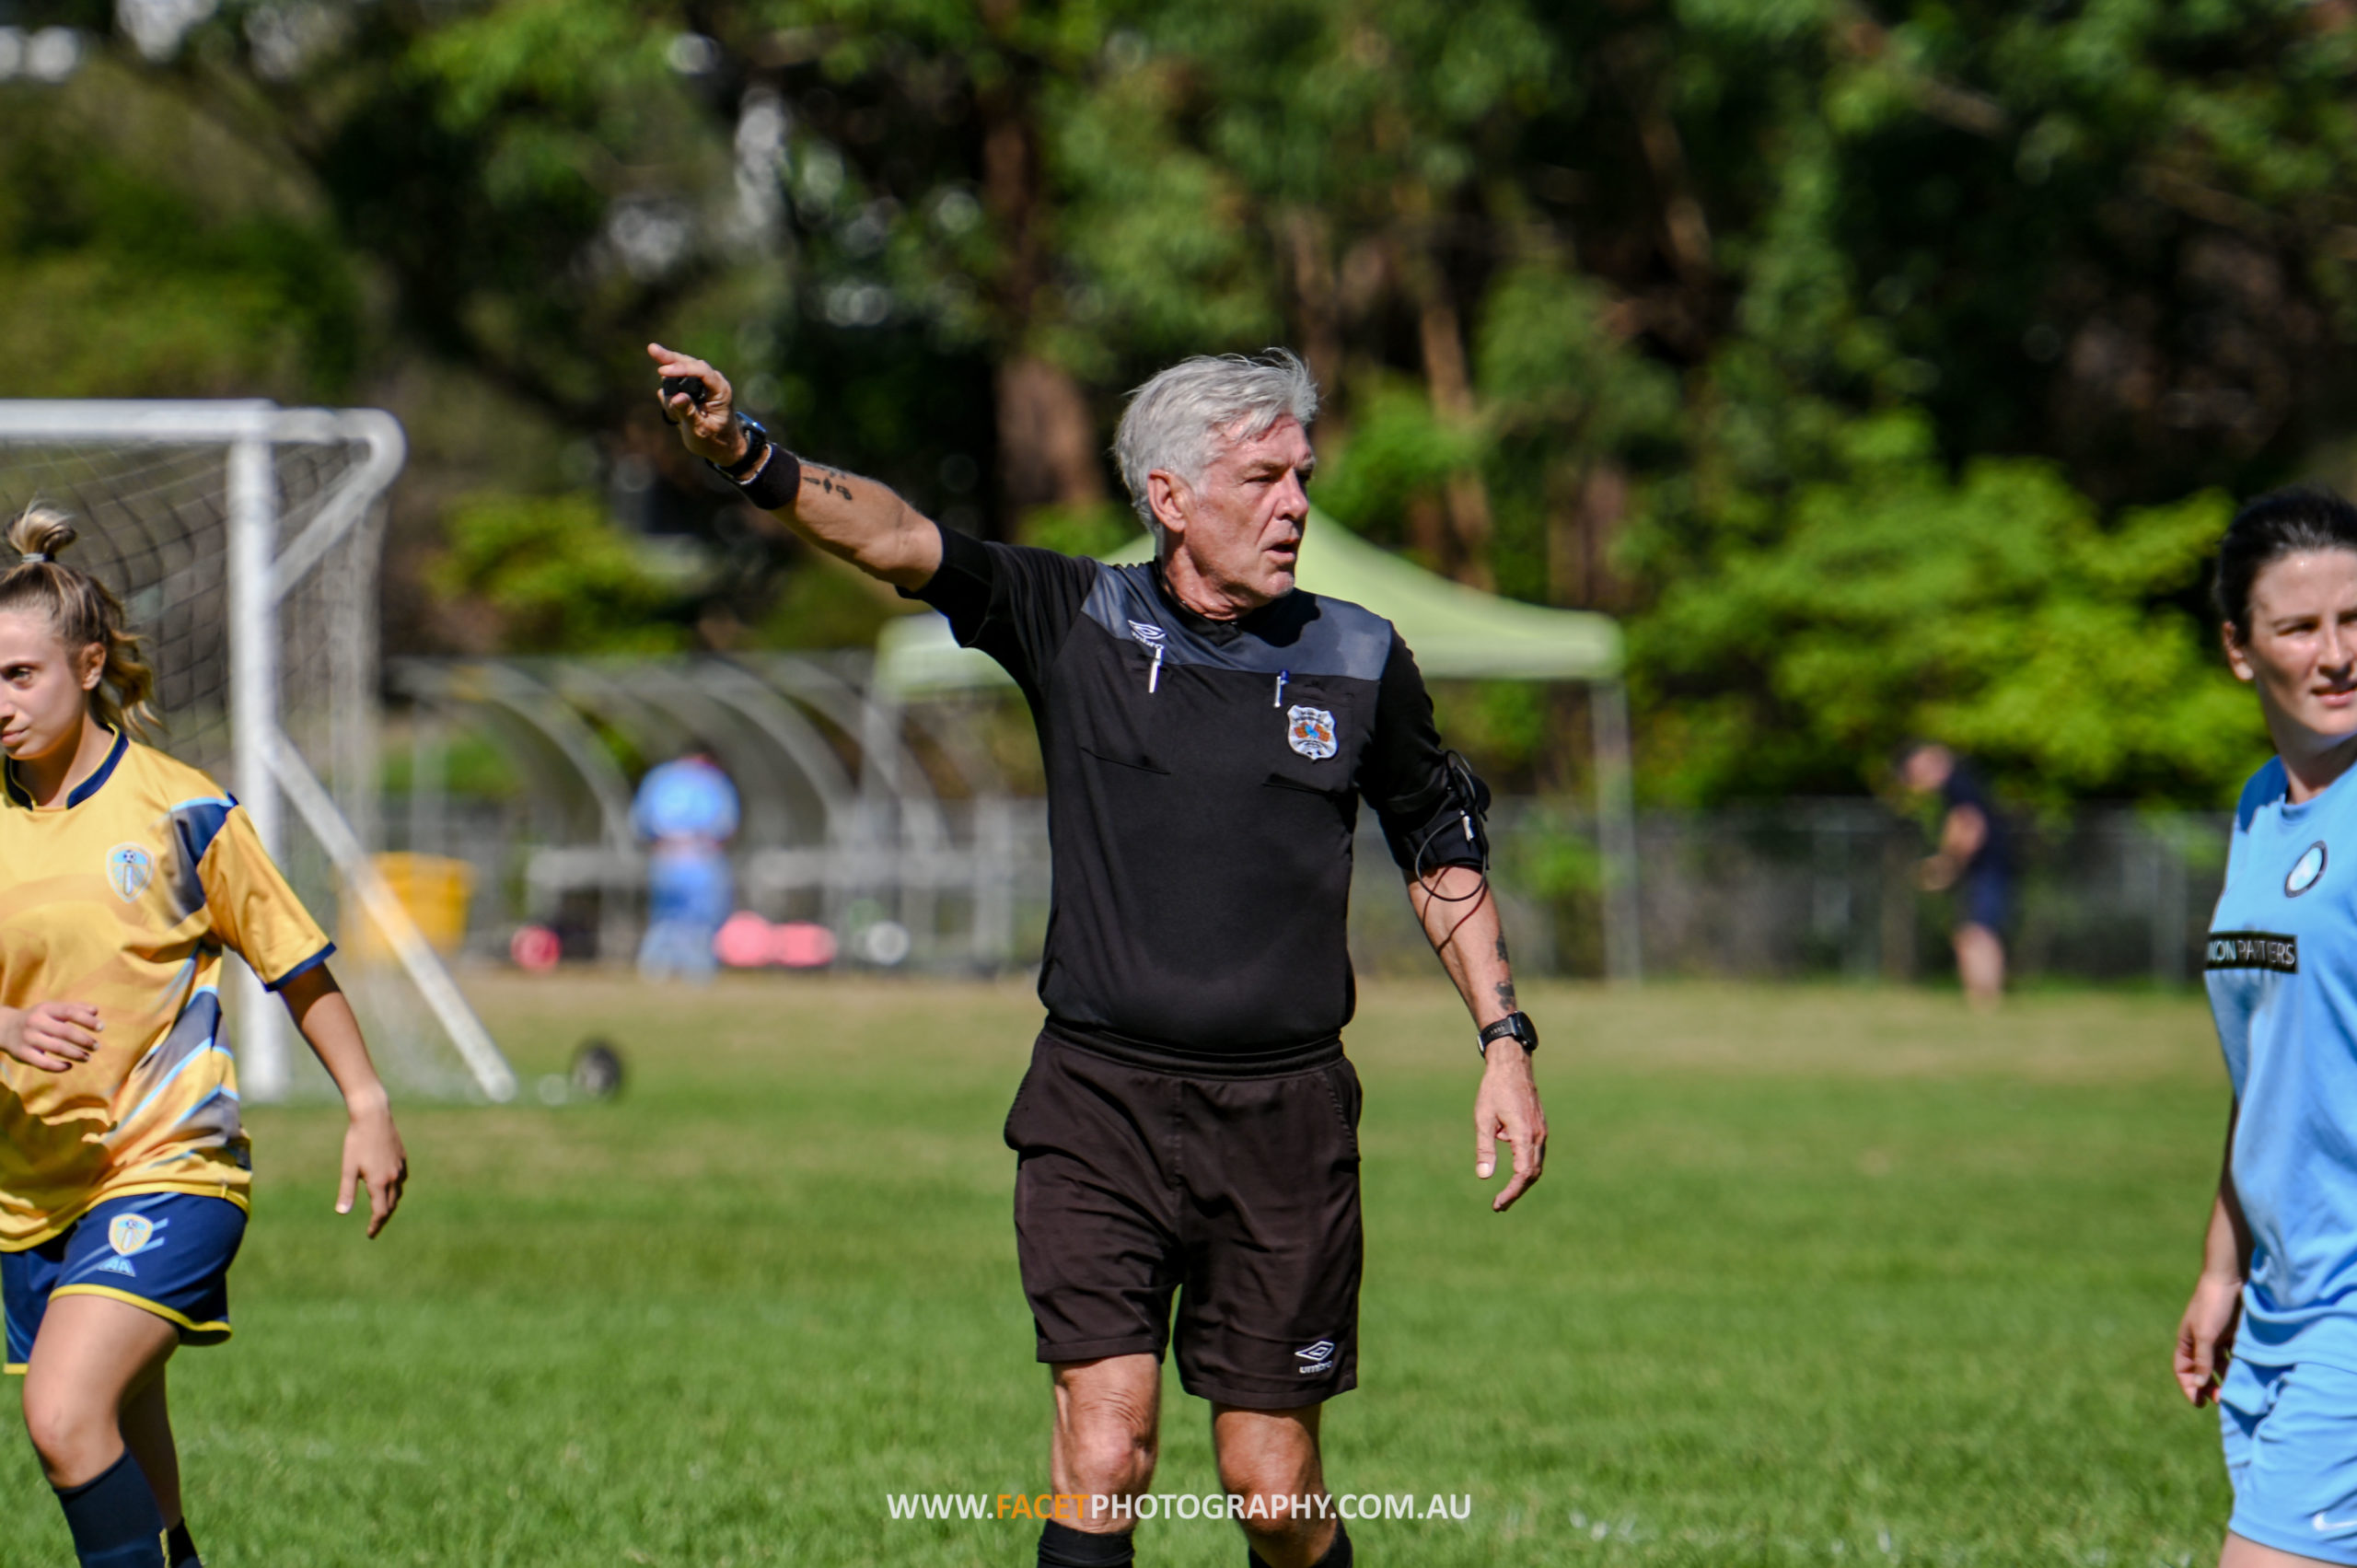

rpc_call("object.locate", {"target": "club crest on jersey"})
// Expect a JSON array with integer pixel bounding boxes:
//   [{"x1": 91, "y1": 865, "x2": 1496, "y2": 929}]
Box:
[
  {"x1": 107, "y1": 1214, "x2": 154, "y2": 1257},
  {"x1": 1286, "y1": 705, "x2": 1338, "y2": 761},
  {"x1": 2288, "y1": 841, "x2": 2329, "y2": 898},
  {"x1": 105, "y1": 843, "x2": 153, "y2": 903}
]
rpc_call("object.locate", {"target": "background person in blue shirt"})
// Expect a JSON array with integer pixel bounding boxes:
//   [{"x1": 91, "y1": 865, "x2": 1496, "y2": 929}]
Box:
[
  {"x1": 633, "y1": 750, "x2": 739, "y2": 982},
  {"x1": 2179, "y1": 488, "x2": 2357, "y2": 1568}
]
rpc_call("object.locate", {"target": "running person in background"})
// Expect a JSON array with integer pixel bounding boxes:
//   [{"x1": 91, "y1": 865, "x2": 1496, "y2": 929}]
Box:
[
  {"x1": 633, "y1": 749, "x2": 739, "y2": 983},
  {"x1": 1900, "y1": 741, "x2": 2013, "y2": 1008},
  {"x1": 0, "y1": 507, "x2": 408, "y2": 1568},
  {"x1": 2178, "y1": 489, "x2": 2357, "y2": 1568},
  {"x1": 651, "y1": 342, "x2": 1546, "y2": 1568}
]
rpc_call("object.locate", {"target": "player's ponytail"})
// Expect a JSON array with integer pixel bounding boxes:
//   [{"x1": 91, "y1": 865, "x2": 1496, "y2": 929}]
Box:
[
  {"x1": 0, "y1": 504, "x2": 158, "y2": 738},
  {"x1": 2216, "y1": 487, "x2": 2357, "y2": 643}
]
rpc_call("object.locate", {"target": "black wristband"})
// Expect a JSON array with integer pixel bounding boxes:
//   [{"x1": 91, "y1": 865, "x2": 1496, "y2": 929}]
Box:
[
  {"x1": 737, "y1": 444, "x2": 802, "y2": 511},
  {"x1": 705, "y1": 417, "x2": 802, "y2": 510}
]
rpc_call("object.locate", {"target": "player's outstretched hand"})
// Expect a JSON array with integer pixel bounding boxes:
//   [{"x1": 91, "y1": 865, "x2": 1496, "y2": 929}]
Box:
[
  {"x1": 2175, "y1": 1268, "x2": 2242, "y2": 1406},
  {"x1": 1474, "y1": 1049, "x2": 1547, "y2": 1213},
  {"x1": 0, "y1": 1001, "x2": 100, "y2": 1072},
  {"x1": 645, "y1": 343, "x2": 748, "y2": 468},
  {"x1": 339, "y1": 1098, "x2": 409, "y2": 1239}
]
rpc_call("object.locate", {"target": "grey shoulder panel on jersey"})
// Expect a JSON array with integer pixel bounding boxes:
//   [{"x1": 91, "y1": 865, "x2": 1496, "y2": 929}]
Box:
[{"x1": 1080, "y1": 563, "x2": 1394, "y2": 679}]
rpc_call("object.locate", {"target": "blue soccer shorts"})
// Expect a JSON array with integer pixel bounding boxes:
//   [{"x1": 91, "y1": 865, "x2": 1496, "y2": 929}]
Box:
[
  {"x1": 2220, "y1": 1355, "x2": 2357, "y2": 1563},
  {"x1": 2, "y1": 1192, "x2": 247, "y2": 1374}
]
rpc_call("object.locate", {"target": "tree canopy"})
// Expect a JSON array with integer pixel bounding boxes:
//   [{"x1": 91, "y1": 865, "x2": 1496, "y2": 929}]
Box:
[{"x1": 6, "y1": 0, "x2": 2350, "y2": 802}]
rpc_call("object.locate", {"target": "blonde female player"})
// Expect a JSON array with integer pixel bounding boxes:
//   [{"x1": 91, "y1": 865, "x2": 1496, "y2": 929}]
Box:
[{"x1": 0, "y1": 506, "x2": 408, "y2": 1568}]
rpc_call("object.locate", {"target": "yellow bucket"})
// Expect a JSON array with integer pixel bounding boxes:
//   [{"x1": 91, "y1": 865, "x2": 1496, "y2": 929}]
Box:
[{"x1": 343, "y1": 853, "x2": 474, "y2": 962}]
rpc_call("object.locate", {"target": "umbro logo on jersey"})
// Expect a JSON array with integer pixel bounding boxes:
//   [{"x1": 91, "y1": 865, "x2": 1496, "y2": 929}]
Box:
[
  {"x1": 2208, "y1": 931, "x2": 2299, "y2": 973},
  {"x1": 1127, "y1": 621, "x2": 1167, "y2": 646},
  {"x1": 1295, "y1": 1339, "x2": 1338, "y2": 1374},
  {"x1": 2288, "y1": 841, "x2": 2329, "y2": 897},
  {"x1": 105, "y1": 842, "x2": 153, "y2": 902}
]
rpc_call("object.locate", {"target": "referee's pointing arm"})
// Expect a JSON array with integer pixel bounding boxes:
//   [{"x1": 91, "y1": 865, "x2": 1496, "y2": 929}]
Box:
[{"x1": 647, "y1": 343, "x2": 941, "y2": 588}]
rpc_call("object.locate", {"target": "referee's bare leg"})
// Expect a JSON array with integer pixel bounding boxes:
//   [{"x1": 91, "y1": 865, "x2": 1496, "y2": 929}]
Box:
[
  {"x1": 1051, "y1": 1355, "x2": 1158, "y2": 1560},
  {"x1": 1051, "y1": 1356, "x2": 1340, "y2": 1567},
  {"x1": 1214, "y1": 1401, "x2": 1337, "y2": 1567}
]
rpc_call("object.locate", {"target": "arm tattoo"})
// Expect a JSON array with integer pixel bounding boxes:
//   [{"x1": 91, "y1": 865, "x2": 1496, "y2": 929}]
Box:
[
  {"x1": 1492, "y1": 938, "x2": 1515, "y2": 1014},
  {"x1": 804, "y1": 464, "x2": 857, "y2": 502}
]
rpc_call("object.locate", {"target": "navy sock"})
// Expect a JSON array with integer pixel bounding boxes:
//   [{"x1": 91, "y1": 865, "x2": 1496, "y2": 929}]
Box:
[
  {"x1": 1247, "y1": 1520, "x2": 1352, "y2": 1568},
  {"x1": 52, "y1": 1448, "x2": 166, "y2": 1568},
  {"x1": 166, "y1": 1521, "x2": 200, "y2": 1568},
  {"x1": 1040, "y1": 1518, "x2": 1135, "y2": 1566}
]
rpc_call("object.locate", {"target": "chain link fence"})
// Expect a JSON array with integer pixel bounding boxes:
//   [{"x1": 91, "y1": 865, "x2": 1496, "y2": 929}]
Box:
[{"x1": 1341, "y1": 799, "x2": 2227, "y2": 985}]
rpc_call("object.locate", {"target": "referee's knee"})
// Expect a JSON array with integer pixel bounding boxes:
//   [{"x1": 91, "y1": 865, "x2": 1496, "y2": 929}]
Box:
[{"x1": 1057, "y1": 1390, "x2": 1157, "y2": 1494}]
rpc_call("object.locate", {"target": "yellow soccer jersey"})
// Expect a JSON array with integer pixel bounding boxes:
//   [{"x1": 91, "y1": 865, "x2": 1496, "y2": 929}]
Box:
[{"x1": 0, "y1": 730, "x2": 332, "y2": 1249}]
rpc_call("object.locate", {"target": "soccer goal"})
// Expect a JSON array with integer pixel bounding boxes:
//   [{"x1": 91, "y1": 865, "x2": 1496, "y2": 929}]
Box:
[{"x1": 0, "y1": 401, "x2": 516, "y2": 1103}]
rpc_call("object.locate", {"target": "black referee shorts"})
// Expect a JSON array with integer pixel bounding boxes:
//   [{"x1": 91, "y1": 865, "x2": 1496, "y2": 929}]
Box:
[{"x1": 1004, "y1": 1031, "x2": 1364, "y2": 1411}]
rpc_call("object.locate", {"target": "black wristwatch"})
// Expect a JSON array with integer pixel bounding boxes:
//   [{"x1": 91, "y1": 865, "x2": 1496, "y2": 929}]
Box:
[
  {"x1": 1477, "y1": 1011, "x2": 1538, "y2": 1059},
  {"x1": 713, "y1": 415, "x2": 770, "y2": 479}
]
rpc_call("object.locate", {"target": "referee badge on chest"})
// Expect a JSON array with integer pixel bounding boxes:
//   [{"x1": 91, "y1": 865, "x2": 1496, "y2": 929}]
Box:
[{"x1": 1286, "y1": 704, "x2": 1338, "y2": 761}]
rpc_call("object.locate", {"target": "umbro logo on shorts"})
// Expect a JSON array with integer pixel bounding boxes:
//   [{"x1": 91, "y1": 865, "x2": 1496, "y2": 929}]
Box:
[
  {"x1": 1295, "y1": 1339, "x2": 1337, "y2": 1375},
  {"x1": 2208, "y1": 931, "x2": 2299, "y2": 973}
]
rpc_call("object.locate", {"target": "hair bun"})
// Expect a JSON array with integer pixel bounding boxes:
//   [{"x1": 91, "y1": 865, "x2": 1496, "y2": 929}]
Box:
[{"x1": 6, "y1": 505, "x2": 75, "y2": 563}]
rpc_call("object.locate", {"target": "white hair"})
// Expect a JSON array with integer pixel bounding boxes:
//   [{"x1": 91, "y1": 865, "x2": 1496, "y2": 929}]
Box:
[{"x1": 1113, "y1": 350, "x2": 1319, "y2": 552}]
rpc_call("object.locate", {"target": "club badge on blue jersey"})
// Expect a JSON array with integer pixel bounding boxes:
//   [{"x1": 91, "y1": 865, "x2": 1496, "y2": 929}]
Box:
[
  {"x1": 1286, "y1": 705, "x2": 1338, "y2": 761},
  {"x1": 105, "y1": 842, "x2": 153, "y2": 902},
  {"x1": 2288, "y1": 841, "x2": 2328, "y2": 897}
]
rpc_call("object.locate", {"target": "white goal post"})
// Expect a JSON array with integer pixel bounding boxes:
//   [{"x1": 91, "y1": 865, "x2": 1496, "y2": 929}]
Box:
[{"x1": 0, "y1": 401, "x2": 516, "y2": 1103}]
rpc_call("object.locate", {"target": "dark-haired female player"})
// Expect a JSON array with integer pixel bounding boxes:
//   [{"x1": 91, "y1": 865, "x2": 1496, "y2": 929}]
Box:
[
  {"x1": 2179, "y1": 487, "x2": 2357, "y2": 1567},
  {"x1": 0, "y1": 505, "x2": 407, "y2": 1568}
]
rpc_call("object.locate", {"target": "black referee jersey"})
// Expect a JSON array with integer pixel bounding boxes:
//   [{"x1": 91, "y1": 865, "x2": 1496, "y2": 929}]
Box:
[{"x1": 908, "y1": 521, "x2": 1480, "y2": 1069}]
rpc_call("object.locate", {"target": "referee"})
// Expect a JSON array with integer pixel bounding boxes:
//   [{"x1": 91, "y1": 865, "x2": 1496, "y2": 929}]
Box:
[{"x1": 651, "y1": 343, "x2": 1547, "y2": 1568}]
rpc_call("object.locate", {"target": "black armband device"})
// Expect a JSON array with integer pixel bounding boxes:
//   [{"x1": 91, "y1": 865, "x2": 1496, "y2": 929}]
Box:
[
  {"x1": 1478, "y1": 1011, "x2": 1538, "y2": 1058},
  {"x1": 707, "y1": 416, "x2": 803, "y2": 510},
  {"x1": 1411, "y1": 749, "x2": 1493, "y2": 879}
]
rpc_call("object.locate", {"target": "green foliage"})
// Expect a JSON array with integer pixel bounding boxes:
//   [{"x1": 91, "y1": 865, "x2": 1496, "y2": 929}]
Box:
[
  {"x1": 1016, "y1": 500, "x2": 1144, "y2": 559},
  {"x1": 0, "y1": 64, "x2": 364, "y2": 401},
  {"x1": 18, "y1": 0, "x2": 2357, "y2": 801},
  {"x1": 753, "y1": 550, "x2": 922, "y2": 650},
  {"x1": 432, "y1": 494, "x2": 692, "y2": 655},
  {"x1": 1635, "y1": 412, "x2": 2266, "y2": 804}
]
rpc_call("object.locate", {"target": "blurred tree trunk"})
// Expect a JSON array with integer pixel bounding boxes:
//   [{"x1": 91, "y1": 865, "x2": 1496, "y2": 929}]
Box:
[
  {"x1": 996, "y1": 355, "x2": 1107, "y2": 516},
  {"x1": 1549, "y1": 461, "x2": 1628, "y2": 610},
  {"x1": 977, "y1": 6, "x2": 1104, "y2": 530},
  {"x1": 1284, "y1": 209, "x2": 1347, "y2": 446},
  {"x1": 1400, "y1": 229, "x2": 1494, "y2": 588}
]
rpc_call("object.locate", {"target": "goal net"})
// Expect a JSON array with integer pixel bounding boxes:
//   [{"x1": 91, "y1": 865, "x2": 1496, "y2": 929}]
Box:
[{"x1": 0, "y1": 401, "x2": 515, "y2": 1102}]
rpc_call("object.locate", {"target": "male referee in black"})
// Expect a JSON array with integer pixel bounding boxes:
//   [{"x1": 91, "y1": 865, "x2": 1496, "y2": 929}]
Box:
[{"x1": 650, "y1": 342, "x2": 1547, "y2": 1568}]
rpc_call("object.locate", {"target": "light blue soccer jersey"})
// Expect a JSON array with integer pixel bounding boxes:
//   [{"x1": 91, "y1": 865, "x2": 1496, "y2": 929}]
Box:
[{"x1": 2207, "y1": 757, "x2": 2357, "y2": 1371}]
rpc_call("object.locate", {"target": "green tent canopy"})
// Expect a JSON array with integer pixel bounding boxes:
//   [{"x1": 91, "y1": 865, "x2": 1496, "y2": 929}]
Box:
[{"x1": 874, "y1": 510, "x2": 1621, "y2": 693}]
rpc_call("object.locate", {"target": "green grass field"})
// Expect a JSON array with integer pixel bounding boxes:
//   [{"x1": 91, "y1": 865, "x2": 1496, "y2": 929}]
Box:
[{"x1": 0, "y1": 977, "x2": 2237, "y2": 1566}]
